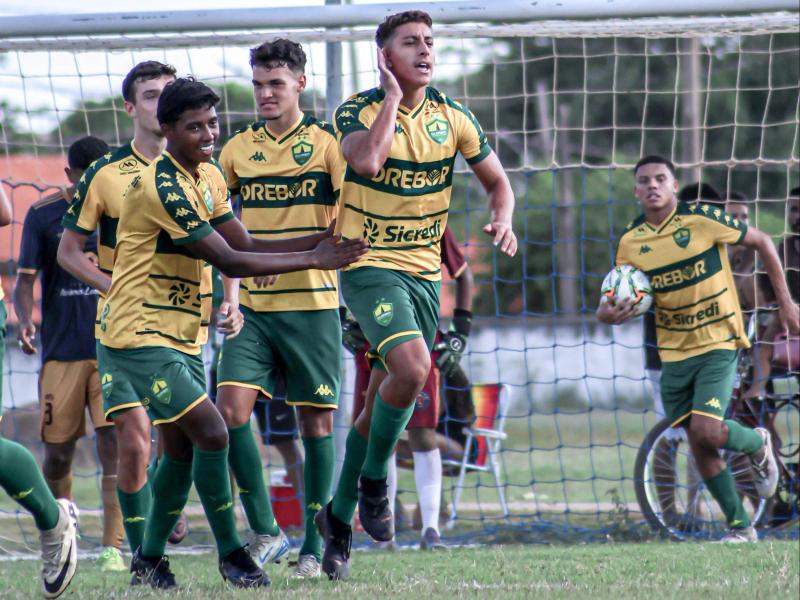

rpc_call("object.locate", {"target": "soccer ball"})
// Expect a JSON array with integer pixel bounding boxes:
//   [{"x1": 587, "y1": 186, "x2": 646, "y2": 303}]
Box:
[{"x1": 600, "y1": 265, "x2": 653, "y2": 316}]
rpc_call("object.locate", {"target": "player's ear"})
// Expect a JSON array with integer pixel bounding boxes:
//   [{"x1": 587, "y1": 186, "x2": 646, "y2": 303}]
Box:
[
  {"x1": 64, "y1": 167, "x2": 73, "y2": 185},
  {"x1": 672, "y1": 177, "x2": 679, "y2": 192},
  {"x1": 296, "y1": 73, "x2": 307, "y2": 93},
  {"x1": 123, "y1": 99, "x2": 135, "y2": 118}
]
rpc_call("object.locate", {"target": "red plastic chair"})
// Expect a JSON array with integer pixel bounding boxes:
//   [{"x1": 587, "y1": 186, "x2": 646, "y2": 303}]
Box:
[{"x1": 443, "y1": 383, "x2": 511, "y2": 526}]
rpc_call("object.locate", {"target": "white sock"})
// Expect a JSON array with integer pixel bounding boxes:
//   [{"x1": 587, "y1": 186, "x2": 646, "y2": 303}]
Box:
[
  {"x1": 413, "y1": 448, "x2": 442, "y2": 534},
  {"x1": 387, "y1": 452, "x2": 398, "y2": 537}
]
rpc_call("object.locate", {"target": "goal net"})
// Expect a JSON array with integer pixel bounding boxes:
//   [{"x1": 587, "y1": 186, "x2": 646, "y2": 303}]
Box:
[{"x1": 0, "y1": 8, "x2": 797, "y2": 554}]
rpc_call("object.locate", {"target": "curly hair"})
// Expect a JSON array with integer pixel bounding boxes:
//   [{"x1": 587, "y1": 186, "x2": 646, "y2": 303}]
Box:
[
  {"x1": 249, "y1": 38, "x2": 307, "y2": 73},
  {"x1": 375, "y1": 10, "x2": 432, "y2": 48},
  {"x1": 157, "y1": 77, "x2": 220, "y2": 126}
]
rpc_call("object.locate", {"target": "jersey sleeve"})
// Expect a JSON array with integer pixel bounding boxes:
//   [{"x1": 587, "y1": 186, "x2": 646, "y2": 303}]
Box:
[
  {"x1": 697, "y1": 204, "x2": 748, "y2": 245},
  {"x1": 62, "y1": 167, "x2": 106, "y2": 235},
  {"x1": 615, "y1": 234, "x2": 633, "y2": 267},
  {"x1": 218, "y1": 138, "x2": 240, "y2": 194},
  {"x1": 440, "y1": 226, "x2": 467, "y2": 278},
  {"x1": 334, "y1": 98, "x2": 370, "y2": 141},
  {"x1": 453, "y1": 103, "x2": 491, "y2": 166},
  {"x1": 17, "y1": 205, "x2": 43, "y2": 273},
  {"x1": 150, "y1": 176, "x2": 214, "y2": 245},
  {"x1": 324, "y1": 134, "x2": 346, "y2": 199}
]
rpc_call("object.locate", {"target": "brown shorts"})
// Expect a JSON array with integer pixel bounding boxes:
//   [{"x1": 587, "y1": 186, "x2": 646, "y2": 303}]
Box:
[{"x1": 39, "y1": 359, "x2": 111, "y2": 443}]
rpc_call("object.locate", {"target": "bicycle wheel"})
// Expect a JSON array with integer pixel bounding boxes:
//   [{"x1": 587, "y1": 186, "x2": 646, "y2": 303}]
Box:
[{"x1": 634, "y1": 417, "x2": 768, "y2": 539}]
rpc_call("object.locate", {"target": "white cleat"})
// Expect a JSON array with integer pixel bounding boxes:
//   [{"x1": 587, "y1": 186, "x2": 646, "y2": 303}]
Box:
[
  {"x1": 749, "y1": 427, "x2": 779, "y2": 499},
  {"x1": 40, "y1": 498, "x2": 78, "y2": 599},
  {"x1": 292, "y1": 554, "x2": 321, "y2": 579},
  {"x1": 718, "y1": 526, "x2": 758, "y2": 543},
  {"x1": 247, "y1": 530, "x2": 290, "y2": 567}
]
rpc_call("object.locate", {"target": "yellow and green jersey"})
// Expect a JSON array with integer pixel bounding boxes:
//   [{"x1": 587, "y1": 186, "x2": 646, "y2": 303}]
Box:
[
  {"x1": 334, "y1": 86, "x2": 491, "y2": 281},
  {"x1": 62, "y1": 142, "x2": 151, "y2": 335},
  {"x1": 98, "y1": 151, "x2": 234, "y2": 355},
  {"x1": 219, "y1": 113, "x2": 342, "y2": 311},
  {"x1": 616, "y1": 202, "x2": 749, "y2": 361}
]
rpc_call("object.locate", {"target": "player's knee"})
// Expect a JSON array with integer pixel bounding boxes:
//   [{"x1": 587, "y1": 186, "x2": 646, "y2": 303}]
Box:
[
  {"x1": 393, "y1": 354, "x2": 430, "y2": 391},
  {"x1": 43, "y1": 448, "x2": 72, "y2": 477},
  {"x1": 195, "y1": 422, "x2": 229, "y2": 451},
  {"x1": 298, "y1": 406, "x2": 333, "y2": 437},
  {"x1": 688, "y1": 418, "x2": 725, "y2": 449},
  {"x1": 215, "y1": 388, "x2": 253, "y2": 427}
]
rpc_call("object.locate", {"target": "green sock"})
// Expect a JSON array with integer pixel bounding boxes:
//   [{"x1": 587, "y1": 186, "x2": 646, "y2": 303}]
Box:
[
  {"x1": 141, "y1": 455, "x2": 192, "y2": 557},
  {"x1": 722, "y1": 420, "x2": 763, "y2": 454},
  {"x1": 299, "y1": 434, "x2": 335, "y2": 560},
  {"x1": 331, "y1": 427, "x2": 368, "y2": 524},
  {"x1": 227, "y1": 423, "x2": 279, "y2": 536},
  {"x1": 193, "y1": 447, "x2": 242, "y2": 557},
  {"x1": 117, "y1": 483, "x2": 152, "y2": 554},
  {"x1": 0, "y1": 437, "x2": 59, "y2": 531},
  {"x1": 704, "y1": 467, "x2": 751, "y2": 528},
  {"x1": 361, "y1": 392, "x2": 414, "y2": 480}
]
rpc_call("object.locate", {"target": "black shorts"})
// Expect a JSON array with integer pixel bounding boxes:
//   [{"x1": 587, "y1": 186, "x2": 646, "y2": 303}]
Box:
[{"x1": 252, "y1": 378, "x2": 298, "y2": 445}]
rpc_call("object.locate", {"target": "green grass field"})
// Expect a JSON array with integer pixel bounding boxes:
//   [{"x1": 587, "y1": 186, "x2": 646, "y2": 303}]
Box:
[{"x1": 1, "y1": 542, "x2": 797, "y2": 599}]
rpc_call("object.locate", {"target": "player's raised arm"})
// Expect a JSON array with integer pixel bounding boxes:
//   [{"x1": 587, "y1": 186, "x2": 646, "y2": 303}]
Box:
[
  {"x1": 337, "y1": 51, "x2": 402, "y2": 178},
  {"x1": 740, "y1": 226, "x2": 800, "y2": 334},
  {"x1": 470, "y1": 152, "x2": 517, "y2": 257}
]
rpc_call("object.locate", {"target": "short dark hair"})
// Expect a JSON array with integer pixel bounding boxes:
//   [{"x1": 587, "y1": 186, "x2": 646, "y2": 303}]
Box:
[
  {"x1": 121, "y1": 61, "x2": 177, "y2": 103},
  {"x1": 375, "y1": 10, "x2": 432, "y2": 48},
  {"x1": 68, "y1": 135, "x2": 110, "y2": 171},
  {"x1": 678, "y1": 182, "x2": 723, "y2": 206},
  {"x1": 726, "y1": 191, "x2": 748, "y2": 202},
  {"x1": 790, "y1": 186, "x2": 800, "y2": 198},
  {"x1": 157, "y1": 77, "x2": 220, "y2": 126},
  {"x1": 249, "y1": 39, "x2": 306, "y2": 73},
  {"x1": 633, "y1": 155, "x2": 676, "y2": 177}
]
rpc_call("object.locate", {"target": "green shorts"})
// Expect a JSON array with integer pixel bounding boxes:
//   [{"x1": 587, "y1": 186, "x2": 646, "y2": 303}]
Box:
[
  {"x1": 97, "y1": 344, "x2": 208, "y2": 426},
  {"x1": 660, "y1": 349, "x2": 737, "y2": 428},
  {"x1": 217, "y1": 307, "x2": 341, "y2": 409},
  {"x1": 341, "y1": 267, "x2": 440, "y2": 366}
]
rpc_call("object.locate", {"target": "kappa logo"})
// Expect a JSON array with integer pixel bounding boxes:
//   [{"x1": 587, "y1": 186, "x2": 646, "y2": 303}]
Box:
[
  {"x1": 249, "y1": 151, "x2": 267, "y2": 162},
  {"x1": 174, "y1": 207, "x2": 192, "y2": 218},
  {"x1": 158, "y1": 172, "x2": 172, "y2": 179},
  {"x1": 705, "y1": 397, "x2": 722, "y2": 410},
  {"x1": 639, "y1": 245, "x2": 652, "y2": 254},
  {"x1": 215, "y1": 501, "x2": 233, "y2": 512},
  {"x1": 338, "y1": 110, "x2": 354, "y2": 118},
  {"x1": 165, "y1": 192, "x2": 182, "y2": 203},
  {"x1": 395, "y1": 123, "x2": 405, "y2": 135},
  {"x1": 186, "y1": 220, "x2": 201, "y2": 230},
  {"x1": 314, "y1": 384, "x2": 334, "y2": 397},
  {"x1": 425, "y1": 116, "x2": 449, "y2": 144},
  {"x1": 158, "y1": 180, "x2": 173, "y2": 188},
  {"x1": 308, "y1": 502, "x2": 323, "y2": 511},
  {"x1": 124, "y1": 516, "x2": 146, "y2": 523},
  {"x1": 12, "y1": 488, "x2": 33, "y2": 501},
  {"x1": 373, "y1": 301, "x2": 393, "y2": 327}
]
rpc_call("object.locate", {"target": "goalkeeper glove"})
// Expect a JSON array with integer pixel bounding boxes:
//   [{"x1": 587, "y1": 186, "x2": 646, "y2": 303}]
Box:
[
  {"x1": 434, "y1": 309, "x2": 472, "y2": 377},
  {"x1": 339, "y1": 306, "x2": 367, "y2": 355}
]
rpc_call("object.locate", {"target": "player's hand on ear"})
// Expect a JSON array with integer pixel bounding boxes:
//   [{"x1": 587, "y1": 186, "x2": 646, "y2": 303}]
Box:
[
  {"x1": 377, "y1": 49, "x2": 402, "y2": 99},
  {"x1": 217, "y1": 301, "x2": 245, "y2": 339}
]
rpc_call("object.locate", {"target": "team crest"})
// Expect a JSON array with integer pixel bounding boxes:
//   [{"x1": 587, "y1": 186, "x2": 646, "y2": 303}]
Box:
[
  {"x1": 292, "y1": 141, "x2": 313, "y2": 166},
  {"x1": 151, "y1": 378, "x2": 171, "y2": 405},
  {"x1": 673, "y1": 228, "x2": 691, "y2": 248},
  {"x1": 373, "y1": 301, "x2": 393, "y2": 327},
  {"x1": 200, "y1": 181, "x2": 213, "y2": 211},
  {"x1": 425, "y1": 117, "x2": 449, "y2": 144}
]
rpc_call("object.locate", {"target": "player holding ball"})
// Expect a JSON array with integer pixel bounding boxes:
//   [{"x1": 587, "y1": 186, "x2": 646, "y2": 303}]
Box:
[{"x1": 597, "y1": 154, "x2": 799, "y2": 542}]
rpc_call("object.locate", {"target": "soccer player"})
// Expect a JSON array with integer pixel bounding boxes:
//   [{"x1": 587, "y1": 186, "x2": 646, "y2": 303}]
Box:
[
  {"x1": 315, "y1": 10, "x2": 516, "y2": 580},
  {"x1": 215, "y1": 39, "x2": 345, "y2": 578},
  {"x1": 597, "y1": 155, "x2": 799, "y2": 542},
  {"x1": 97, "y1": 76, "x2": 364, "y2": 589},
  {"x1": 346, "y1": 225, "x2": 474, "y2": 550},
  {"x1": 14, "y1": 135, "x2": 125, "y2": 572},
  {"x1": 0, "y1": 185, "x2": 77, "y2": 598},
  {"x1": 57, "y1": 61, "x2": 178, "y2": 562}
]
